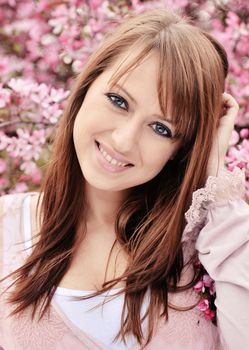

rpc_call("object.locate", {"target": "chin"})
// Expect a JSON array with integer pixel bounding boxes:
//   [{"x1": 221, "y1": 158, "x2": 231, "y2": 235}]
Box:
[{"x1": 82, "y1": 172, "x2": 120, "y2": 191}]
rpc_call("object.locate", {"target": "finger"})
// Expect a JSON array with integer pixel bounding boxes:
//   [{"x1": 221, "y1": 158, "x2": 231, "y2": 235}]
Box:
[
  {"x1": 221, "y1": 93, "x2": 239, "y2": 124},
  {"x1": 222, "y1": 93, "x2": 239, "y2": 109}
]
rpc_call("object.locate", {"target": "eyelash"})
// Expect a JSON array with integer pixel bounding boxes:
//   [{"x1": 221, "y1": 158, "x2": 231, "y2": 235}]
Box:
[
  {"x1": 149, "y1": 122, "x2": 172, "y2": 138},
  {"x1": 105, "y1": 93, "x2": 173, "y2": 138},
  {"x1": 106, "y1": 93, "x2": 128, "y2": 110}
]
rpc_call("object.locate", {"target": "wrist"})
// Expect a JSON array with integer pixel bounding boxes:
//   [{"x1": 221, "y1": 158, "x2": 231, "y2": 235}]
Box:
[{"x1": 206, "y1": 163, "x2": 225, "y2": 178}]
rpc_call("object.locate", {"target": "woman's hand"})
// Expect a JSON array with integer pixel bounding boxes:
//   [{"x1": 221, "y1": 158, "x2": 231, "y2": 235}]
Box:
[{"x1": 207, "y1": 92, "x2": 239, "y2": 177}]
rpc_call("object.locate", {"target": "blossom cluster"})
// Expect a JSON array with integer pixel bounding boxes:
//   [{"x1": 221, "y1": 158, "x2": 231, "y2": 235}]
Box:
[
  {"x1": 194, "y1": 272, "x2": 216, "y2": 322},
  {"x1": 0, "y1": 0, "x2": 248, "y2": 196},
  {"x1": 0, "y1": 78, "x2": 69, "y2": 193}
]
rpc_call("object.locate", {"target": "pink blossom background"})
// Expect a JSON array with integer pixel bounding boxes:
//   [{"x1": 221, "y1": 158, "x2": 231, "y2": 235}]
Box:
[{"x1": 0, "y1": 0, "x2": 248, "y2": 198}]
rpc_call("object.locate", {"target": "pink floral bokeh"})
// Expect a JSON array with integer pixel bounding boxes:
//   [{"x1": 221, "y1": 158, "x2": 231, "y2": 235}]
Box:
[{"x1": 0, "y1": 0, "x2": 248, "y2": 197}]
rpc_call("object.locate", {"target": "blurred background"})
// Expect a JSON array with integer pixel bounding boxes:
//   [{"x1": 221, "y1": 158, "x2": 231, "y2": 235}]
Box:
[{"x1": 0, "y1": 0, "x2": 248, "y2": 199}]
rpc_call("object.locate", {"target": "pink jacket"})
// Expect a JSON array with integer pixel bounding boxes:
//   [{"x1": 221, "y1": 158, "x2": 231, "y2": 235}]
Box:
[{"x1": 0, "y1": 167, "x2": 248, "y2": 350}]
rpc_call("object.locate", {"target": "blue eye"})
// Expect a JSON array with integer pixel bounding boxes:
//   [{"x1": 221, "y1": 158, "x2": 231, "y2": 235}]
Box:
[
  {"x1": 106, "y1": 93, "x2": 128, "y2": 110},
  {"x1": 150, "y1": 122, "x2": 172, "y2": 138}
]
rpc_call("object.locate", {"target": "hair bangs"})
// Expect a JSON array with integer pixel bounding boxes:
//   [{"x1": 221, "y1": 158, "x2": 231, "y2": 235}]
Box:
[
  {"x1": 108, "y1": 39, "x2": 154, "y2": 91},
  {"x1": 156, "y1": 28, "x2": 200, "y2": 146}
]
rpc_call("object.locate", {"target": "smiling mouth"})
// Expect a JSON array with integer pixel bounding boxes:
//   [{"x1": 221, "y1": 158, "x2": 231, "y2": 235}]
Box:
[{"x1": 95, "y1": 141, "x2": 133, "y2": 168}]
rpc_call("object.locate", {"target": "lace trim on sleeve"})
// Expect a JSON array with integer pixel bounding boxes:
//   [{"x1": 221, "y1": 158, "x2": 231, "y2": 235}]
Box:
[{"x1": 182, "y1": 167, "x2": 245, "y2": 243}]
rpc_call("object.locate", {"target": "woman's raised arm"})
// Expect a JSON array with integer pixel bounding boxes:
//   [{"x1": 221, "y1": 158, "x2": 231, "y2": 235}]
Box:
[{"x1": 197, "y1": 181, "x2": 249, "y2": 349}]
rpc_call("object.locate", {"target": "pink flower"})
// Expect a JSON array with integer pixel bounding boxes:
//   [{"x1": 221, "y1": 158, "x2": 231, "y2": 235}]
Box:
[
  {"x1": 204, "y1": 309, "x2": 216, "y2": 321},
  {"x1": 11, "y1": 182, "x2": 28, "y2": 193},
  {"x1": 203, "y1": 274, "x2": 216, "y2": 295},
  {"x1": 19, "y1": 174, "x2": 31, "y2": 182},
  {"x1": 31, "y1": 169, "x2": 42, "y2": 185},
  {"x1": 0, "y1": 178, "x2": 9, "y2": 189},
  {"x1": 20, "y1": 161, "x2": 38, "y2": 175},
  {"x1": 0, "y1": 159, "x2": 7, "y2": 174},
  {"x1": 0, "y1": 133, "x2": 10, "y2": 151},
  {"x1": 197, "y1": 299, "x2": 209, "y2": 312},
  {"x1": 240, "y1": 128, "x2": 249, "y2": 139},
  {"x1": 203, "y1": 274, "x2": 213, "y2": 287},
  {"x1": 0, "y1": 87, "x2": 11, "y2": 108},
  {"x1": 90, "y1": 0, "x2": 102, "y2": 10},
  {"x1": 16, "y1": 2, "x2": 35, "y2": 19},
  {"x1": 194, "y1": 280, "x2": 205, "y2": 293},
  {"x1": 229, "y1": 130, "x2": 240, "y2": 146}
]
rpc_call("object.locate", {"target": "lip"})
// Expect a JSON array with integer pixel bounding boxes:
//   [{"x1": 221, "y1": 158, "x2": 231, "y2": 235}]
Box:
[
  {"x1": 96, "y1": 141, "x2": 133, "y2": 165},
  {"x1": 95, "y1": 141, "x2": 133, "y2": 173}
]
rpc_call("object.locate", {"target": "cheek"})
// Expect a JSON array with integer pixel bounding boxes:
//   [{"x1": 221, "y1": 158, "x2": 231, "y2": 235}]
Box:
[
  {"x1": 73, "y1": 111, "x2": 92, "y2": 162},
  {"x1": 143, "y1": 143, "x2": 174, "y2": 171},
  {"x1": 135, "y1": 153, "x2": 169, "y2": 185},
  {"x1": 146, "y1": 158, "x2": 168, "y2": 179},
  {"x1": 139, "y1": 138, "x2": 180, "y2": 181},
  {"x1": 73, "y1": 115, "x2": 84, "y2": 151},
  {"x1": 73, "y1": 105, "x2": 96, "y2": 143}
]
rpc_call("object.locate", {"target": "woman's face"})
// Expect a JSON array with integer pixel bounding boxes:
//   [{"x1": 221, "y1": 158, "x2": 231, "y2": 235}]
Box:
[{"x1": 73, "y1": 51, "x2": 180, "y2": 192}]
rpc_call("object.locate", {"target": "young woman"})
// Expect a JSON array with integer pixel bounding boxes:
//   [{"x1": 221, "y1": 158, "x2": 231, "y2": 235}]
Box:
[{"x1": 0, "y1": 9, "x2": 249, "y2": 350}]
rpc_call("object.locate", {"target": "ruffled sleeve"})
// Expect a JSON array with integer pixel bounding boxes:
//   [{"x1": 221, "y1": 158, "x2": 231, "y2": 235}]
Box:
[
  {"x1": 183, "y1": 167, "x2": 249, "y2": 349},
  {"x1": 182, "y1": 167, "x2": 246, "y2": 242}
]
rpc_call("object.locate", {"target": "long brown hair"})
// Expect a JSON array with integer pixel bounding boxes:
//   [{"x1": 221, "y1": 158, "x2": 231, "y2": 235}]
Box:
[{"x1": 4, "y1": 9, "x2": 228, "y2": 346}]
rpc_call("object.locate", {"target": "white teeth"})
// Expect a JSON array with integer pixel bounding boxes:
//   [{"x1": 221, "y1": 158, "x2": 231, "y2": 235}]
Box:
[
  {"x1": 106, "y1": 154, "x2": 112, "y2": 162},
  {"x1": 99, "y1": 145, "x2": 129, "y2": 167}
]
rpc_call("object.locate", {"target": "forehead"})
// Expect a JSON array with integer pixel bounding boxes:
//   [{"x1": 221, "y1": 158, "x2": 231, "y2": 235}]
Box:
[
  {"x1": 87, "y1": 48, "x2": 160, "y2": 106},
  {"x1": 107, "y1": 48, "x2": 159, "y2": 88}
]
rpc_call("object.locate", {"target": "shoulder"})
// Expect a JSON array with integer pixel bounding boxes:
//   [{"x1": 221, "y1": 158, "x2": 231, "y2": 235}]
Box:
[
  {"x1": 0, "y1": 192, "x2": 39, "y2": 218},
  {"x1": 30, "y1": 192, "x2": 42, "y2": 243},
  {"x1": 0, "y1": 191, "x2": 41, "y2": 244},
  {"x1": 0, "y1": 193, "x2": 28, "y2": 277},
  {"x1": 0, "y1": 193, "x2": 27, "y2": 225},
  {"x1": 0, "y1": 192, "x2": 40, "y2": 277}
]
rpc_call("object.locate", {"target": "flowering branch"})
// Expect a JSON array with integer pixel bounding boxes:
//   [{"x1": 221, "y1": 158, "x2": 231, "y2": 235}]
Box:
[{"x1": 0, "y1": 0, "x2": 248, "y2": 195}]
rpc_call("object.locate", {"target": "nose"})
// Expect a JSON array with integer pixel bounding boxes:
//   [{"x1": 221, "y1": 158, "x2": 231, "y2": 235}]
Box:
[{"x1": 111, "y1": 118, "x2": 140, "y2": 154}]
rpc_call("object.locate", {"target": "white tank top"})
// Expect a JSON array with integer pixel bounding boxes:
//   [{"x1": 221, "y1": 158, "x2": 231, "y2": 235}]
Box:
[{"x1": 22, "y1": 195, "x2": 148, "y2": 349}]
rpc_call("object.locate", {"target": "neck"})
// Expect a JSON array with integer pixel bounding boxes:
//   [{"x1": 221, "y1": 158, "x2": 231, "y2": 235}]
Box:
[{"x1": 85, "y1": 183, "x2": 129, "y2": 229}]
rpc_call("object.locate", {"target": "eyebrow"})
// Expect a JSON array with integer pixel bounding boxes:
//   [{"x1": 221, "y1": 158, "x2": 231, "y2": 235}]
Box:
[
  {"x1": 114, "y1": 83, "x2": 136, "y2": 104},
  {"x1": 113, "y1": 83, "x2": 174, "y2": 124}
]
